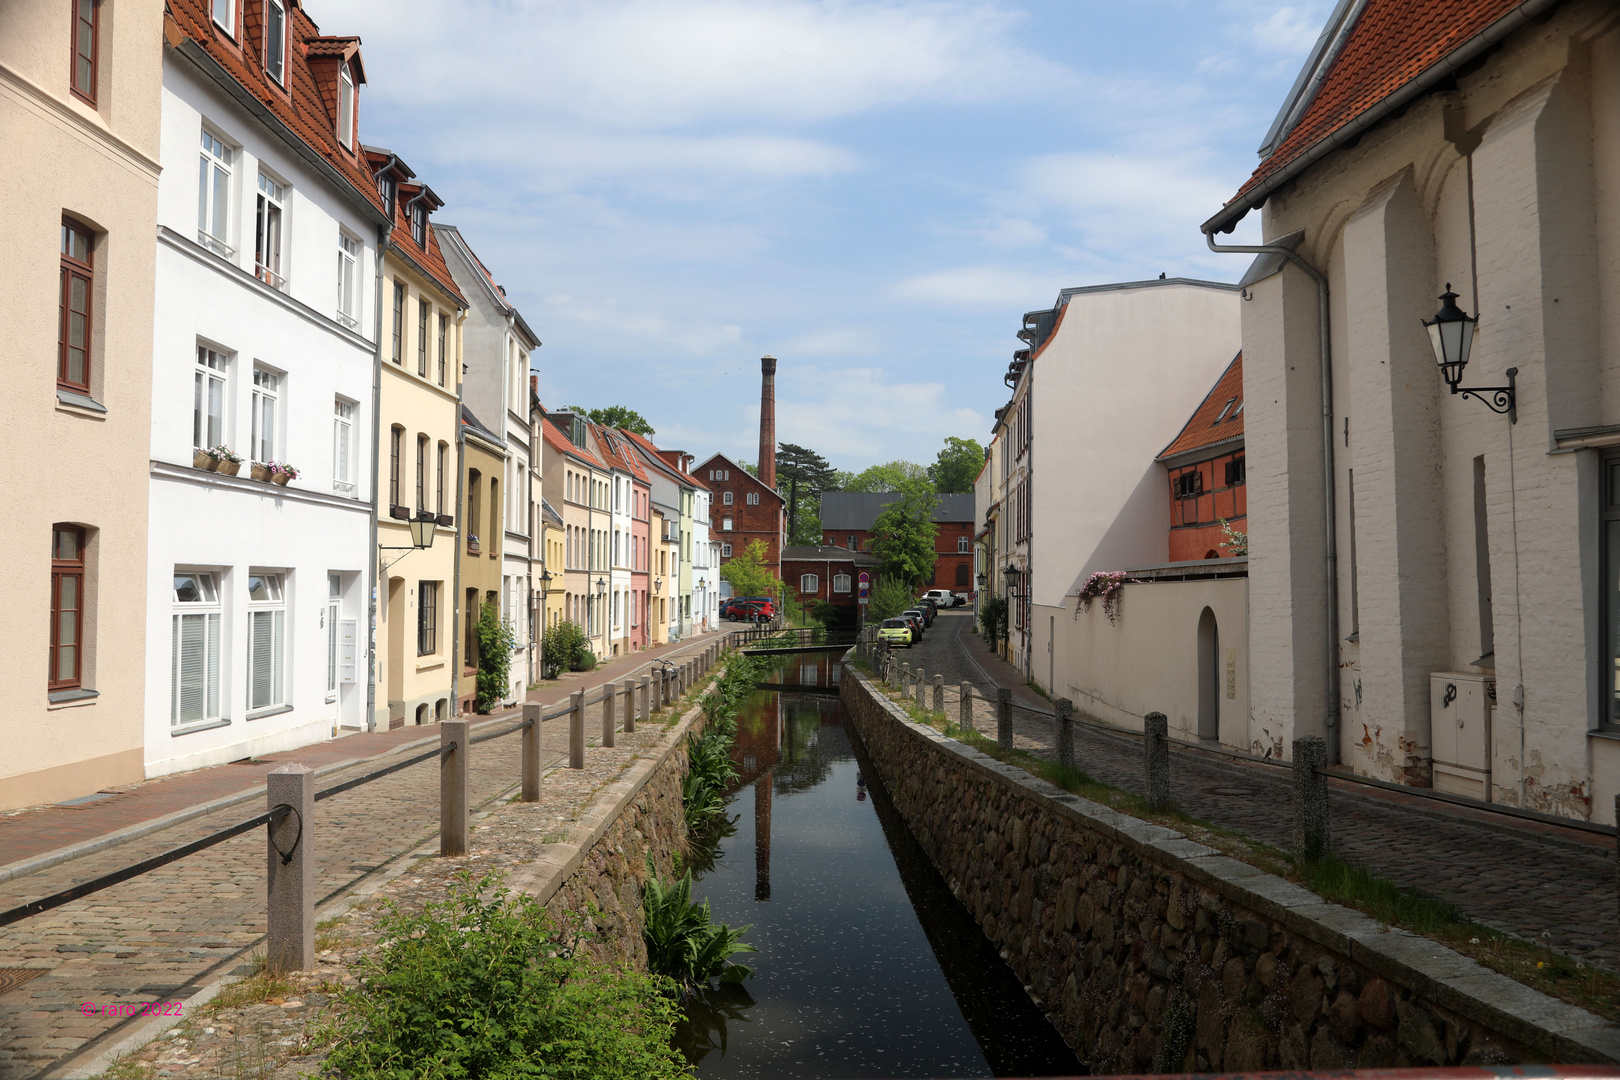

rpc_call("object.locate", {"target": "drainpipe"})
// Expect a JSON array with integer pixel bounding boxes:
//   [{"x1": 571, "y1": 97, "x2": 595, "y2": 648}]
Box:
[
  {"x1": 364, "y1": 229, "x2": 390, "y2": 734},
  {"x1": 450, "y1": 311, "x2": 468, "y2": 715},
  {"x1": 1204, "y1": 232, "x2": 1341, "y2": 766}
]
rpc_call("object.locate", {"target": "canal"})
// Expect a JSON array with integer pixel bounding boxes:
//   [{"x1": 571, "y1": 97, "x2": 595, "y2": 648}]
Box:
[{"x1": 674, "y1": 654, "x2": 1084, "y2": 1079}]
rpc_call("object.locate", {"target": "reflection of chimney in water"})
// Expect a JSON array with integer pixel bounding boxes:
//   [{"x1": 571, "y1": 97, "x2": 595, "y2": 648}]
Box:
[{"x1": 754, "y1": 771, "x2": 772, "y2": 902}]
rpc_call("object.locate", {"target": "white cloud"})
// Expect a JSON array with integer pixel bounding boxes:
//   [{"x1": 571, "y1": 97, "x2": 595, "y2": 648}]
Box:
[
  {"x1": 1251, "y1": 5, "x2": 1327, "y2": 54},
  {"x1": 892, "y1": 264, "x2": 1061, "y2": 311},
  {"x1": 539, "y1": 293, "x2": 744, "y2": 355}
]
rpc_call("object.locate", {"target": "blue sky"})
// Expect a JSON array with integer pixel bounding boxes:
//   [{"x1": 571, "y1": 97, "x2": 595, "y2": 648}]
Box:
[{"x1": 317, "y1": 0, "x2": 1332, "y2": 472}]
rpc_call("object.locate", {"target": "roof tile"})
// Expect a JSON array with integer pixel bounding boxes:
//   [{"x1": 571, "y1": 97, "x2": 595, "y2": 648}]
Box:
[{"x1": 1159, "y1": 354, "x2": 1244, "y2": 461}]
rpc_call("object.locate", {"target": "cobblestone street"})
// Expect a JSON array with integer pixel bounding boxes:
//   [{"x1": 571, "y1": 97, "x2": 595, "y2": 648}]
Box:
[{"x1": 897, "y1": 611, "x2": 1619, "y2": 972}]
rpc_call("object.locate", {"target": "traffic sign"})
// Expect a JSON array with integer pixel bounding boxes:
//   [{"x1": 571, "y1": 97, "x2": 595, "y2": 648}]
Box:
[{"x1": 857, "y1": 572, "x2": 870, "y2": 584}]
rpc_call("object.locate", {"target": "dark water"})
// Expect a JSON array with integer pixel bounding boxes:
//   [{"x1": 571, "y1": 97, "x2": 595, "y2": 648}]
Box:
[{"x1": 675, "y1": 656, "x2": 1084, "y2": 1079}]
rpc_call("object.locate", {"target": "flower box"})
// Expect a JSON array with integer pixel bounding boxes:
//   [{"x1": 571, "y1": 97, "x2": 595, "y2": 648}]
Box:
[
  {"x1": 192, "y1": 449, "x2": 218, "y2": 471},
  {"x1": 217, "y1": 459, "x2": 241, "y2": 476},
  {"x1": 251, "y1": 463, "x2": 273, "y2": 482}
]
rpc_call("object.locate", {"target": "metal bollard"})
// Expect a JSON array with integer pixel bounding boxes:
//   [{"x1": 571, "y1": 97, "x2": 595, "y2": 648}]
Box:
[
  {"x1": 441, "y1": 720, "x2": 469, "y2": 856},
  {"x1": 933, "y1": 675, "x2": 944, "y2": 715},
  {"x1": 1144, "y1": 711, "x2": 1170, "y2": 811},
  {"x1": 569, "y1": 691, "x2": 585, "y2": 769},
  {"x1": 997, "y1": 687, "x2": 1013, "y2": 749},
  {"x1": 521, "y1": 702, "x2": 541, "y2": 801},
  {"x1": 602, "y1": 681, "x2": 616, "y2": 747},
  {"x1": 623, "y1": 678, "x2": 638, "y2": 733},
  {"x1": 1056, "y1": 698, "x2": 1075, "y2": 771},
  {"x1": 640, "y1": 675, "x2": 651, "y2": 724},
  {"x1": 960, "y1": 682, "x2": 974, "y2": 733},
  {"x1": 266, "y1": 764, "x2": 314, "y2": 973},
  {"x1": 1292, "y1": 736, "x2": 1329, "y2": 858}
]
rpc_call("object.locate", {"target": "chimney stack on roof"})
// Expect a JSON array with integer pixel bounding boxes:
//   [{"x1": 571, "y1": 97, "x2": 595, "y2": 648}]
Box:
[{"x1": 759, "y1": 355, "x2": 777, "y2": 490}]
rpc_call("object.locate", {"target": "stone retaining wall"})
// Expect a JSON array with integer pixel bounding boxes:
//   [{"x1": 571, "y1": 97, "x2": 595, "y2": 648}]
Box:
[{"x1": 840, "y1": 666, "x2": 1620, "y2": 1072}]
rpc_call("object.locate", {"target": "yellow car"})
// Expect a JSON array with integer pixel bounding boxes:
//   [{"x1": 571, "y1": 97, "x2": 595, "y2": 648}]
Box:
[{"x1": 877, "y1": 618, "x2": 914, "y2": 647}]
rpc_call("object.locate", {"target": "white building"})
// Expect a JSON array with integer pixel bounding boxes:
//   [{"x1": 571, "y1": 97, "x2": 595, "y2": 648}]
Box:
[
  {"x1": 692, "y1": 488, "x2": 716, "y2": 632},
  {"x1": 436, "y1": 225, "x2": 540, "y2": 702},
  {"x1": 146, "y1": 16, "x2": 386, "y2": 775}
]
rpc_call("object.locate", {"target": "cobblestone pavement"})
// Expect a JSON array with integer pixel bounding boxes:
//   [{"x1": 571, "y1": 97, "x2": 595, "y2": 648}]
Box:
[
  {"x1": 0, "y1": 643, "x2": 718, "y2": 1080},
  {"x1": 895, "y1": 612, "x2": 1619, "y2": 973}
]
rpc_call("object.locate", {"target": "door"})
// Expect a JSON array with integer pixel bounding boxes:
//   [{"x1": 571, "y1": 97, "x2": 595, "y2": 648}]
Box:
[{"x1": 1197, "y1": 607, "x2": 1219, "y2": 740}]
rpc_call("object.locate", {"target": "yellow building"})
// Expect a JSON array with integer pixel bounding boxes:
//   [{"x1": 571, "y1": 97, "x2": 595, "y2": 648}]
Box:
[
  {"x1": 368, "y1": 152, "x2": 465, "y2": 730},
  {"x1": 540, "y1": 496, "x2": 566, "y2": 635},
  {"x1": 458, "y1": 406, "x2": 507, "y2": 712},
  {"x1": 1, "y1": 2, "x2": 163, "y2": 808}
]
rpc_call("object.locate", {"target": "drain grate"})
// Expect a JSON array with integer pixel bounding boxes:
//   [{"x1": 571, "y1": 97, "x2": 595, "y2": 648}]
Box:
[{"x1": 0, "y1": 969, "x2": 50, "y2": 995}]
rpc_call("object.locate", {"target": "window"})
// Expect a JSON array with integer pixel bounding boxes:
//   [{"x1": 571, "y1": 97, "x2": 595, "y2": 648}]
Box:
[
  {"x1": 255, "y1": 173, "x2": 286, "y2": 290},
  {"x1": 326, "y1": 574, "x2": 341, "y2": 695},
  {"x1": 418, "y1": 581, "x2": 438, "y2": 655},
  {"x1": 1224, "y1": 457, "x2": 1246, "y2": 486},
  {"x1": 337, "y1": 233, "x2": 361, "y2": 327},
  {"x1": 417, "y1": 299, "x2": 429, "y2": 376},
  {"x1": 70, "y1": 0, "x2": 97, "y2": 103},
  {"x1": 410, "y1": 203, "x2": 426, "y2": 247},
  {"x1": 337, "y1": 63, "x2": 355, "y2": 149},
  {"x1": 416, "y1": 434, "x2": 428, "y2": 510},
  {"x1": 1212, "y1": 398, "x2": 1237, "y2": 426},
  {"x1": 198, "y1": 130, "x2": 233, "y2": 257},
  {"x1": 1174, "y1": 471, "x2": 1202, "y2": 499},
  {"x1": 333, "y1": 399, "x2": 354, "y2": 494},
  {"x1": 211, "y1": 0, "x2": 235, "y2": 34},
  {"x1": 1602, "y1": 453, "x2": 1620, "y2": 730},
  {"x1": 746, "y1": 491, "x2": 759, "y2": 506},
  {"x1": 958, "y1": 536, "x2": 970, "y2": 553},
  {"x1": 194, "y1": 347, "x2": 227, "y2": 451},
  {"x1": 250, "y1": 367, "x2": 279, "y2": 462},
  {"x1": 58, "y1": 219, "x2": 93, "y2": 392},
  {"x1": 389, "y1": 426, "x2": 403, "y2": 511},
  {"x1": 246, "y1": 572, "x2": 286, "y2": 711},
  {"x1": 800, "y1": 574, "x2": 818, "y2": 594},
  {"x1": 436, "y1": 443, "x2": 447, "y2": 516},
  {"x1": 847, "y1": 535, "x2": 856, "y2": 550},
  {"x1": 722, "y1": 517, "x2": 733, "y2": 531},
  {"x1": 956, "y1": 564, "x2": 971, "y2": 587},
  {"x1": 391, "y1": 281, "x2": 404, "y2": 364},
  {"x1": 437, "y1": 312, "x2": 447, "y2": 385},
  {"x1": 50, "y1": 525, "x2": 86, "y2": 690},
  {"x1": 833, "y1": 573, "x2": 851, "y2": 593},
  {"x1": 377, "y1": 174, "x2": 395, "y2": 219},
  {"x1": 721, "y1": 543, "x2": 732, "y2": 557},
  {"x1": 172, "y1": 571, "x2": 221, "y2": 725},
  {"x1": 264, "y1": 0, "x2": 286, "y2": 83},
  {"x1": 722, "y1": 491, "x2": 733, "y2": 505}
]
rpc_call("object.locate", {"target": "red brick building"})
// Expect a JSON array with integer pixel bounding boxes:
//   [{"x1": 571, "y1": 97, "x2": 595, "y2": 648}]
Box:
[
  {"x1": 1157, "y1": 353, "x2": 1246, "y2": 562},
  {"x1": 695, "y1": 453, "x2": 785, "y2": 580},
  {"x1": 819, "y1": 492, "x2": 976, "y2": 592},
  {"x1": 781, "y1": 545, "x2": 880, "y2": 624}
]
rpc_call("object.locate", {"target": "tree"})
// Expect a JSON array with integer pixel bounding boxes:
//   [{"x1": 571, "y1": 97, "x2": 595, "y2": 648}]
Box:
[
  {"x1": 869, "y1": 477, "x2": 939, "y2": 588},
  {"x1": 719, "y1": 539, "x2": 780, "y2": 601},
  {"x1": 866, "y1": 578, "x2": 914, "y2": 621},
  {"x1": 927, "y1": 436, "x2": 985, "y2": 494},
  {"x1": 584, "y1": 406, "x2": 655, "y2": 436},
  {"x1": 474, "y1": 599, "x2": 518, "y2": 712},
  {"x1": 777, "y1": 442, "x2": 837, "y2": 546},
  {"x1": 842, "y1": 460, "x2": 930, "y2": 493}
]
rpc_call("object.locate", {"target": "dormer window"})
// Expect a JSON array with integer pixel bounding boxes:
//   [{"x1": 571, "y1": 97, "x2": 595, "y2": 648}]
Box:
[
  {"x1": 377, "y1": 174, "x2": 394, "y2": 219},
  {"x1": 337, "y1": 63, "x2": 355, "y2": 149},
  {"x1": 410, "y1": 204, "x2": 426, "y2": 247},
  {"x1": 265, "y1": 0, "x2": 286, "y2": 84},
  {"x1": 211, "y1": 0, "x2": 235, "y2": 36}
]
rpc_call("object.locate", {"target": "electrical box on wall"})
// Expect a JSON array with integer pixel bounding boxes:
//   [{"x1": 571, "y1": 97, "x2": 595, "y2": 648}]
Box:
[{"x1": 1429, "y1": 672, "x2": 1494, "y2": 800}]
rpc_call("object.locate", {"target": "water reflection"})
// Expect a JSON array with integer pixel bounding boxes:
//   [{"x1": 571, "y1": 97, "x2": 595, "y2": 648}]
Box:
[{"x1": 674, "y1": 681, "x2": 1084, "y2": 1078}]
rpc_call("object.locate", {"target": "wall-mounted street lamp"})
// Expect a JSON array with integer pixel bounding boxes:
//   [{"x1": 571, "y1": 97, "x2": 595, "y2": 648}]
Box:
[
  {"x1": 595, "y1": 576, "x2": 607, "y2": 596},
  {"x1": 380, "y1": 510, "x2": 437, "y2": 573},
  {"x1": 1424, "y1": 284, "x2": 1516, "y2": 423},
  {"x1": 654, "y1": 576, "x2": 662, "y2": 593},
  {"x1": 1002, "y1": 564, "x2": 1024, "y2": 600},
  {"x1": 976, "y1": 571, "x2": 988, "y2": 590}
]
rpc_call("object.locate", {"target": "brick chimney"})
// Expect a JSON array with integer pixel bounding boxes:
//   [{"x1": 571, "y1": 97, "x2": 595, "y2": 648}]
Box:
[{"x1": 759, "y1": 355, "x2": 777, "y2": 490}]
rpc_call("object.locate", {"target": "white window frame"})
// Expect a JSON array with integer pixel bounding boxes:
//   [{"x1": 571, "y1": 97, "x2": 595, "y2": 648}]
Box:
[
  {"x1": 333, "y1": 397, "x2": 355, "y2": 495},
  {"x1": 211, "y1": 0, "x2": 235, "y2": 36},
  {"x1": 198, "y1": 129, "x2": 234, "y2": 258},
  {"x1": 246, "y1": 571, "x2": 287, "y2": 712},
  {"x1": 194, "y1": 346, "x2": 228, "y2": 452},
  {"x1": 747, "y1": 491, "x2": 759, "y2": 506},
  {"x1": 337, "y1": 232, "x2": 361, "y2": 328},
  {"x1": 255, "y1": 172, "x2": 288, "y2": 291},
  {"x1": 326, "y1": 573, "x2": 341, "y2": 698},
  {"x1": 337, "y1": 63, "x2": 355, "y2": 149},
  {"x1": 833, "y1": 573, "x2": 852, "y2": 593},
  {"x1": 800, "y1": 574, "x2": 818, "y2": 594},
  {"x1": 172, "y1": 571, "x2": 222, "y2": 728},
  {"x1": 722, "y1": 491, "x2": 733, "y2": 505},
  {"x1": 264, "y1": 0, "x2": 286, "y2": 84},
  {"x1": 721, "y1": 543, "x2": 732, "y2": 557},
  {"x1": 722, "y1": 517, "x2": 733, "y2": 531},
  {"x1": 958, "y1": 536, "x2": 971, "y2": 553},
  {"x1": 251, "y1": 367, "x2": 280, "y2": 464}
]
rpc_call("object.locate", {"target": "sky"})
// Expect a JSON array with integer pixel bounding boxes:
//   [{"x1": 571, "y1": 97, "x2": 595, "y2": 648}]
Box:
[{"x1": 315, "y1": 0, "x2": 1334, "y2": 473}]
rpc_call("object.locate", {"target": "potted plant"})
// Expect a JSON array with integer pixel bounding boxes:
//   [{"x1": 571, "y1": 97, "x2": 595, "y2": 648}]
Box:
[
  {"x1": 251, "y1": 461, "x2": 273, "y2": 482},
  {"x1": 192, "y1": 447, "x2": 218, "y2": 471},
  {"x1": 468, "y1": 534, "x2": 481, "y2": 554},
  {"x1": 209, "y1": 445, "x2": 243, "y2": 476},
  {"x1": 268, "y1": 462, "x2": 299, "y2": 487}
]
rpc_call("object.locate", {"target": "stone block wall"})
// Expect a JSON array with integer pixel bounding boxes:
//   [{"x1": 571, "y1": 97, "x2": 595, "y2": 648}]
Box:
[{"x1": 840, "y1": 667, "x2": 1620, "y2": 1072}]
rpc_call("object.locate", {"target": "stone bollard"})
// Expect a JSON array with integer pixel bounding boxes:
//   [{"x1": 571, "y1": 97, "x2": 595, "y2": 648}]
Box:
[
  {"x1": 266, "y1": 764, "x2": 314, "y2": 973},
  {"x1": 1056, "y1": 698, "x2": 1075, "y2": 771},
  {"x1": 1144, "y1": 712, "x2": 1170, "y2": 811},
  {"x1": 640, "y1": 675, "x2": 651, "y2": 724},
  {"x1": 602, "y1": 681, "x2": 616, "y2": 748},
  {"x1": 916, "y1": 671, "x2": 927, "y2": 710},
  {"x1": 623, "y1": 679, "x2": 638, "y2": 733},
  {"x1": 1292, "y1": 736, "x2": 1330, "y2": 859},
  {"x1": 521, "y1": 703, "x2": 542, "y2": 801},
  {"x1": 997, "y1": 688, "x2": 1013, "y2": 749},
  {"x1": 933, "y1": 675, "x2": 944, "y2": 715},
  {"x1": 441, "y1": 720, "x2": 469, "y2": 856},
  {"x1": 960, "y1": 683, "x2": 974, "y2": 733},
  {"x1": 901, "y1": 663, "x2": 912, "y2": 695},
  {"x1": 569, "y1": 691, "x2": 585, "y2": 769}
]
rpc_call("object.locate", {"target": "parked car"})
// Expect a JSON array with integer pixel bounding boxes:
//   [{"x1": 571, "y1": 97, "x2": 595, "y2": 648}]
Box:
[
  {"x1": 878, "y1": 618, "x2": 913, "y2": 647},
  {"x1": 921, "y1": 589, "x2": 963, "y2": 608},
  {"x1": 901, "y1": 610, "x2": 926, "y2": 639},
  {"x1": 910, "y1": 602, "x2": 934, "y2": 627},
  {"x1": 719, "y1": 598, "x2": 742, "y2": 620},
  {"x1": 734, "y1": 599, "x2": 776, "y2": 622},
  {"x1": 952, "y1": 591, "x2": 972, "y2": 607}
]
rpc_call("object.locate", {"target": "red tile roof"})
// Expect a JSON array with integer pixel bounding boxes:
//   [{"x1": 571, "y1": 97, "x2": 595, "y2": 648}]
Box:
[
  {"x1": 617, "y1": 428, "x2": 711, "y2": 491},
  {"x1": 164, "y1": 0, "x2": 383, "y2": 223},
  {"x1": 1158, "y1": 354, "x2": 1244, "y2": 461},
  {"x1": 539, "y1": 413, "x2": 605, "y2": 470},
  {"x1": 1224, "y1": 0, "x2": 1522, "y2": 216},
  {"x1": 589, "y1": 424, "x2": 649, "y2": 484}
]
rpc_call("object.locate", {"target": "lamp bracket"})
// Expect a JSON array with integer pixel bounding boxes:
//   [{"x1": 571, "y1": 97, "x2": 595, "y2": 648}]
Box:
[{"x1": 1453, "y1": 367, "x2": 1517, "y2": 423}]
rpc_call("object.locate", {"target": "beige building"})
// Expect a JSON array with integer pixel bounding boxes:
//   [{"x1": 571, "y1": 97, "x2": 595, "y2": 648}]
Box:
[
  {"x1": 367, "y1": 150, "x2": 465, "y2": 730},
  {"x1": 1, "y1": 2, "x2": 163, "y2": 808},
  {"x1": 457, "y1": 405, "x2": 507, "y2": 712},
  {"x1": 541, "y1": 410, "x2": 612, "y2": 659},
  {"x1": 1203, "y1": 0, "x2": 1620, "y2": 821}
]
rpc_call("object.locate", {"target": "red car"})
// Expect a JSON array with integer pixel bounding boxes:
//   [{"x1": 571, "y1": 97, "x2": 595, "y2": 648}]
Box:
[{"x1": 735, "y1": 599, "x2": 776, "y2": 622}]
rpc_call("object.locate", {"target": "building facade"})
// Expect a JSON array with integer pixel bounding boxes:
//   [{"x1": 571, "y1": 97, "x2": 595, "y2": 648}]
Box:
[
  {"x1": 819, "y1": 492, "x2": 976, "y2": 594},
  {"x1": 699, "y1": 453, "x2": 786, "y2": 584},
  {"x1": 1159, "y1": 355, "x2": 1247, "y2": 563},
  {"x1": 2, "y1": 0, "x2": 164, "y2": 808},
  {"x1": 541, "y1": 409, "x2": 610, "y2": 659},
  {"x1": 782, "y1": 545, "x2": 880, "y2": 624}
]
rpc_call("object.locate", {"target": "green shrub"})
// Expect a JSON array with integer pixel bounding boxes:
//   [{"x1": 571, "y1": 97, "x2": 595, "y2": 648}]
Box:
[
  {"x1": 474, "y1": 600, "x2": 518, "y2": 712},
  {"x1": 682, "y1": 730, "x2": 739, "y2": 829},
  {"x1": 643, "y1": 870, "x2": 755, "y2": 989},
  {"x1": 325, "y1": 872, "x2": 689, "y2": 1080},
  {"x1": 867, "y1": 577, "x2": 914, "y2": 621},
  {"x1": 978, "y1": 594, "x2": 1007, "y2": 649},
  {"x1": 540, "y1": 620, "x2": 596, "y2": 677}
]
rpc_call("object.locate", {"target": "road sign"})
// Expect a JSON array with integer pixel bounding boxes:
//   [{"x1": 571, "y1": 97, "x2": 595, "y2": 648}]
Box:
[
  {"x1": 857, "y1": 572, "x2": 870, "y2": 584},
  {"x1": 858, "y1": 586, "x2": 870, "y2": 600}
]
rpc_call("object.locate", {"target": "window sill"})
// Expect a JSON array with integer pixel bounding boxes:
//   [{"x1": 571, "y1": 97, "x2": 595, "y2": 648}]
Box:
[
  {"x1": 1588, "y1": 728, "x2": 1620, "y2": 743},
  {"x1": 247, "y1": 704, "x2": 293, "y2": 721},
  {"x1": 48, "y1": 687, "x2": 99, "y2": 705},
  {"x1": 172, "y1": 717, "x2": 231, "y2": 737},
  {"x1": 416, "y1": 658, "x2": 444, "y2": 672},
  {"x1": 56, "y1": 388, "x2": 107, "y2": 415}
]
